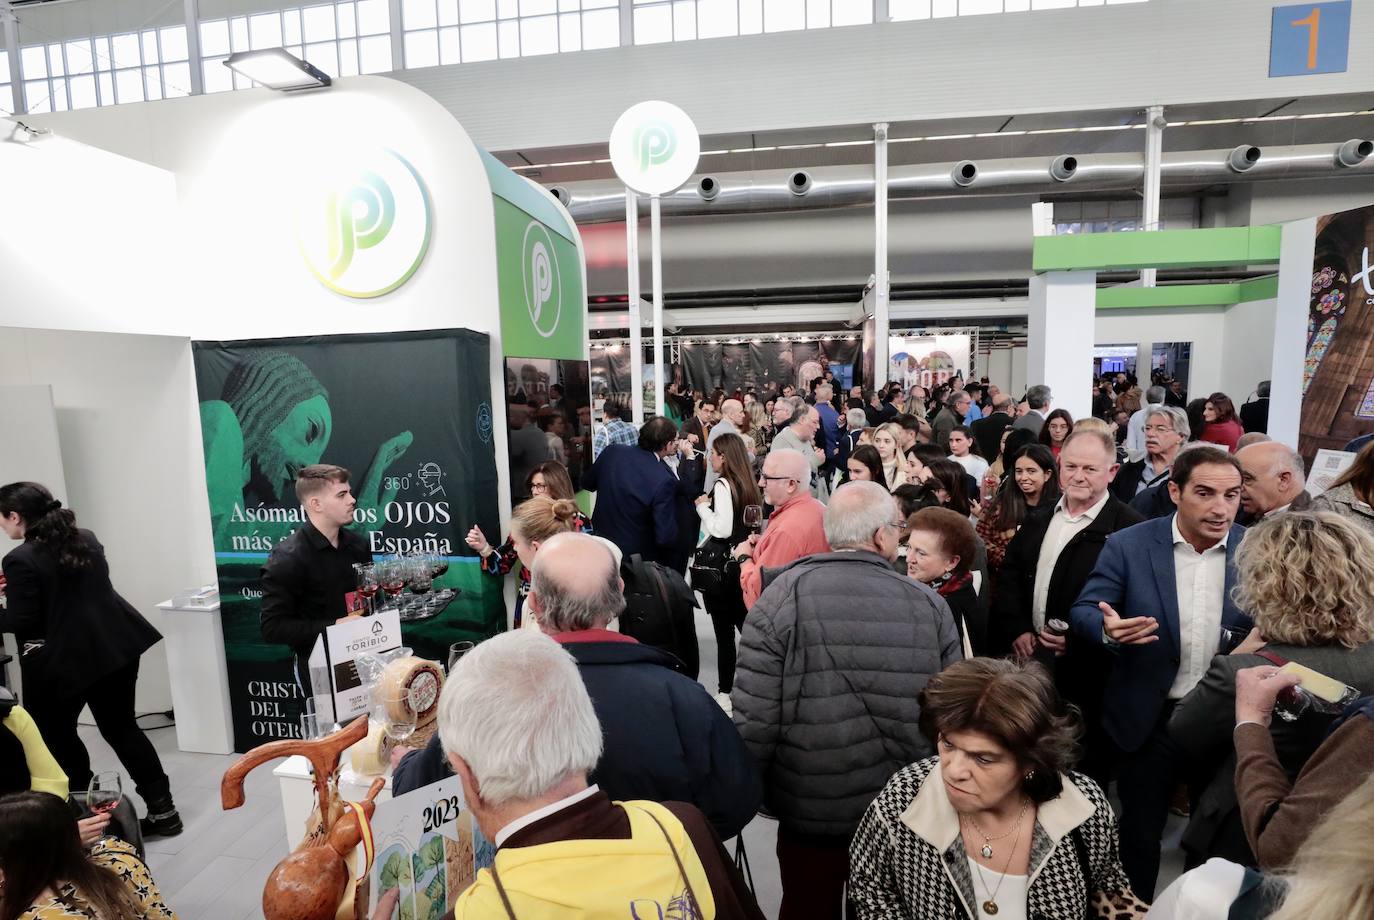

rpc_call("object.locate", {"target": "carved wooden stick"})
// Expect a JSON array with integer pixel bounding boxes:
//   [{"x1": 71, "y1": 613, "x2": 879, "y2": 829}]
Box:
[{"x1": 221, "y1": 717, "x2": 369, "y2": 816}]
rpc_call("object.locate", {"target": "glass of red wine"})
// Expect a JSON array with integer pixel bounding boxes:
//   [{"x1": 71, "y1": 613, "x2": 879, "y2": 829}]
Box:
[
  {"x1": 355, "y1": 563, "x2": 379, "y2": 616},
  {"x1": 429, "y1": 554, "x2": 449, "y2": 580},
  {"x1": 742, "y1": 504, "x2": 764, "y2": 534},
  {"x1": 378, "y1": 559, "x2": 406, "y2": 605},
  {"x1": 407, "y1": 557, "x2": 433, "y2": 596},
  {"x1": 87, "y1": 771, "x2": 122, "y2": 816}
]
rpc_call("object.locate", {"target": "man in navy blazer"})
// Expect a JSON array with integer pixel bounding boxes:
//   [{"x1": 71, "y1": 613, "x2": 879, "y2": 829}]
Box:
[
  {"x1": 1070, "y1": 445, "x2": 1251, "y2": 900},
  {"x1": 581, "y1": 416, "x2": 681, "y2": 566}
]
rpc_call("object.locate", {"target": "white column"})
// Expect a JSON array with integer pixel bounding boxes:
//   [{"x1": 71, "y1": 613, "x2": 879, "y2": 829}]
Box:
[
  {"x1": 183, "y1": 0, "x2": 205, "y2": 95},
  {"x1": 1141, "y1": 104, "x2": 1164, "y2": 288},
  {"x1": 1028, "y1": 271, "x2": 1096, "y2": 421},
  {"x1": 388, "y1": 0, "x2": 405, "y2": 70},
  {"x1": 650, "y1": 194, "x2": 665, "y2": 416},
  {"x1": 873, "y1": 122, "x2": 890, "y2": 388},
  {"x1": 1269, "y1": 218, "x2": 1317, "y2": 447},
  {"x1": 625, "y1": 190, "x2": 643, "y2": 424},
  {"x1": 2, "y1": 9, "x2": 22, "y2": 115}
]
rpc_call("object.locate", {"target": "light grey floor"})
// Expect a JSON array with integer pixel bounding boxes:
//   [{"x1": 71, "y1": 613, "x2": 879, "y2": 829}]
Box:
[{"x1": 83, "y1": 605, "x2": 1181, "y2": 919}]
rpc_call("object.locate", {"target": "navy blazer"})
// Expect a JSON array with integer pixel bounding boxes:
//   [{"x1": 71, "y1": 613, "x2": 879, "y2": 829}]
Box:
[
  {"x1": 1069, "y1": 515, "x2": 1251, "y2": 753},
  {"x1": 581, "y1": 444, "x2": 679, "y2": 565}
]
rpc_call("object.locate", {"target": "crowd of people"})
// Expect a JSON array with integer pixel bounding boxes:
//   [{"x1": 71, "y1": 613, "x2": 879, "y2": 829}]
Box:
[{"x1": 6, "y1": 363, "x2": 1374, "y2": 920}]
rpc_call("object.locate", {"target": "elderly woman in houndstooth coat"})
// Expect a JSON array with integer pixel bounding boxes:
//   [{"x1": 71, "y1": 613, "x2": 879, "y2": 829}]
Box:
[{"x1": 849, "y1": 658, "x2": 1148, "y2": 920}]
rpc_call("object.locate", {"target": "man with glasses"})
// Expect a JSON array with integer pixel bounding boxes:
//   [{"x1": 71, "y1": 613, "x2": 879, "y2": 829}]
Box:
[
  {"x1": 732, "y1": 481, "x2": 962, "y2": 920},
  {"x1": 1111, "y1": 405, "x2": 1189, "y2": 503},
  {"x1": 732, "y1": 450, "x2": 828, "y2": 609}
]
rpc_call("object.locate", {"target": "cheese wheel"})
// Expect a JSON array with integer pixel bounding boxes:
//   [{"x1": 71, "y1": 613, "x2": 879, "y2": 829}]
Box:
[
  {"x1": 376, "y1": 657, "x2": 443, "y2": 724},
  {"x1": 348, "y1": 721, "x2": 388, "y2": 776}
]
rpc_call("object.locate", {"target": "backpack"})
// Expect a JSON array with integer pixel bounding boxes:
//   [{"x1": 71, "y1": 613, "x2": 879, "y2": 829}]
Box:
[{"x1": 618, "y1": 554, "x2": 700, "y2": 680}]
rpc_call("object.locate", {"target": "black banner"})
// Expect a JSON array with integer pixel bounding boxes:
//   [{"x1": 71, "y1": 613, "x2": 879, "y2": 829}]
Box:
[{"x1": 192, "y1": 329, "x2": 504, "y2": 750}]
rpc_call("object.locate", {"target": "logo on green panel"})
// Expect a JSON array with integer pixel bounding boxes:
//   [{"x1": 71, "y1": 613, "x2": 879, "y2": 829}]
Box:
[
  {"x1": 633, "y1": 120, "x2": 678, "y2": 172},
  {"x1": 522, "y1": 221, "x2": 562, "y2": 338},
  {"x1": 297, "y1": 150, "x2": 432, "y2": 299}
]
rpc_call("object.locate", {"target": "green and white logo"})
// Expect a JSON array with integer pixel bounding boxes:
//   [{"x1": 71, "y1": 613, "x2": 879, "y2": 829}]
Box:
[
  {"x1": 610, "y1": 101, "x2": 701, "y2": 197},
  {"x1": 297, "y1": 149, "x2": 432, "y2": 299},
  {"x1": 522, "y1": 220, "x2": 562, "y2": 338}
]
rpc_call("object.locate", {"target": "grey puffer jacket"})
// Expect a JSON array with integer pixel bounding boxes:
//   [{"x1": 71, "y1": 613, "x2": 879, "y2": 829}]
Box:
[{"x1": 731, "y1": 550, "x2": 963, "y2": 837}]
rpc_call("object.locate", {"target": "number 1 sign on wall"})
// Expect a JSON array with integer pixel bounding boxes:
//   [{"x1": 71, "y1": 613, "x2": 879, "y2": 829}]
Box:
[{"x1": 1270, "y1": 1, "x2": 1351, "y2": 77}]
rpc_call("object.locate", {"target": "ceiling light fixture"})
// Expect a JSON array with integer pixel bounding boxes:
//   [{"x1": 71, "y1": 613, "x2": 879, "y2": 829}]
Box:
[{"x1": 224, "y1": 48, "x2": 331, "y2": 92}]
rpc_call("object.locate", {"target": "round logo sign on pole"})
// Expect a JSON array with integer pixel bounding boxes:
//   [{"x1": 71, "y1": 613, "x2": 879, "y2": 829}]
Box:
[{"x1": 609, "y1": 101, "x2": 701, "y2": 197}]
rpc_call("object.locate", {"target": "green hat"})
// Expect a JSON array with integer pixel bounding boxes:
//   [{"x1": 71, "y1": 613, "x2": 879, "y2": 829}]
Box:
[{"x1": 222, "y1": 351, "x2": 328, "y2": 464}]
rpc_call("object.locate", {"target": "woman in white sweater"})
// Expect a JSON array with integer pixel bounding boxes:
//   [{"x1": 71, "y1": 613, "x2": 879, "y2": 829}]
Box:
[{"x1": 694, "y1": 433, "x2": 762, "y2": 700}]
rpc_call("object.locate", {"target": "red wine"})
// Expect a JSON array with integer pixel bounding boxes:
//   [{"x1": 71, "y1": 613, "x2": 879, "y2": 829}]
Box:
[
  {"x1": 431, "y1": 562, "x2": 449, "y2": 577},
  {"x1": 358, "y1": 585, "x2": 379, "y2": 598},
  {"x1": 411, "y1": 584, "x2": 431, "y2": 595},
  {"x1": 383, "y1": 581, "x2": 405, "y2": 595},
  {"x1": 90, "y1": 799, "x2": 119, "y2": 815}
]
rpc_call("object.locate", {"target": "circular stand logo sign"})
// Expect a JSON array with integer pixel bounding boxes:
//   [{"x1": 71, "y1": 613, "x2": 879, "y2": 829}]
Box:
[
  {"x1": 609, "y1": 101, "x2": 701, "y2": 197},
  {"x1": 297, "y1": 149, "x2": 433, "y2": 299},
  {"x1": 522, "y1": 221, "x2": 561, "y2": 338}
]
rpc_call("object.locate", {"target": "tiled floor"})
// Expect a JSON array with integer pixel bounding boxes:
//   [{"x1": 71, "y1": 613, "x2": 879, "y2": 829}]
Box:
[{"x1": 83, "y1": 605, "x2": 1181, "y2": 919}]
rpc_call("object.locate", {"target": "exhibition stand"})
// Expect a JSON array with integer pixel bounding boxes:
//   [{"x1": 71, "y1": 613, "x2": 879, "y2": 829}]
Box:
[{"x1": 157, "y1": 595, "x2": 234, "y2": 755}]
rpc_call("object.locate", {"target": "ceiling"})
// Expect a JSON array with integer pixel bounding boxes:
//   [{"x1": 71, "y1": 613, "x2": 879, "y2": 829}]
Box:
[{"x1": 492, "y1": 92, "x2": 1374, "y2": 185}]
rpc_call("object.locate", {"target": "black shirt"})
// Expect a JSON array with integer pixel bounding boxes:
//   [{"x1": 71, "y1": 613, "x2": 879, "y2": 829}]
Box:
[{"x1": 260, "y1": 519, "x2": 371, "y2": 683}]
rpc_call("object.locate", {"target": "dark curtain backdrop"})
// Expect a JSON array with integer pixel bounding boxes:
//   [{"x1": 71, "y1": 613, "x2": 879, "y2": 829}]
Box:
[{"x1": 680, "y1": 340, "x2": 860, "y2": 395}]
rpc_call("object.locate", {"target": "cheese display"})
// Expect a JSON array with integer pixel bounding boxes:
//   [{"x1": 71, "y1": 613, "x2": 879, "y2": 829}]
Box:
[
  {"x1": 377, "y1": 657, "x2": 443, "y2": 723},
  {"x1": 349, "y1": 721, "x2": 389, "y2": 777}
]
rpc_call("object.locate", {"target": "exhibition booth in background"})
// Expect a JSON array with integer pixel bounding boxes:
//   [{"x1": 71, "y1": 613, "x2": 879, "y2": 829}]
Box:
[
  {"x1": 0, "y1": 75, "x2": 588, "y2": 753},
  {"x1": 3, "y1": 75, "x2": 1374, "y2": 760}
]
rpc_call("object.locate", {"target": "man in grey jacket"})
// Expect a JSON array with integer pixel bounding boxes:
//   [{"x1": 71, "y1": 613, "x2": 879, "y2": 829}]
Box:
[
  {"x1": 769, "y1": 401, "x2": 825, "y2": 493},
  {"x1": 732, "y1": 481, "x2": 963, "y2": 920}
]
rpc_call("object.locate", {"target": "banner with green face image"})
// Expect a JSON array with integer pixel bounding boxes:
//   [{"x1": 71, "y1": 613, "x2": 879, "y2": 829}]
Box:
[{"x1": 192, "y1": 329, "x2": 503, "y2": 752}]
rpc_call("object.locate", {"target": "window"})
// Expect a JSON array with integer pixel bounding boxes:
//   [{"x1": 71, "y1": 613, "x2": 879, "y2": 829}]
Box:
[
  {"x1": 1052, "y1": 198, "x2": 1195, "y2": 236},
  {"x1": 16, "y1": 26, "x2": 189, "y2": 112},
  {"x1": 401, "y1": 0, "x2": 617, "y2": 65},
  {"x1": 200, "y1": 1, "x2": 392, "y2": 93},
  {"x1": 890, "y1": 0, "x2": 1145, "y2": 22},
  {"x1": 633, "y1": 0, "x2": 867, "y2": 42}
]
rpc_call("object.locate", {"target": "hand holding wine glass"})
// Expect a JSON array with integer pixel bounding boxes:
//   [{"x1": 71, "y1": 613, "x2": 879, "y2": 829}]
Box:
[{"x1": 742, "y1": 504, "x2": 764, "y2": 534}]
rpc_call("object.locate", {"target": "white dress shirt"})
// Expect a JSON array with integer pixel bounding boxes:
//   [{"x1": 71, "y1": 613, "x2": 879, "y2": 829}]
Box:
[
  {"x1": 495, "y1": 784, "x2": 600, "y2": 847},
  {"x1": 1032, "y1": 492, "x2": 1110, "y2": 630},
  {"x1": 1168, "y1": 516, "x2": 1229, "y2": 699}
]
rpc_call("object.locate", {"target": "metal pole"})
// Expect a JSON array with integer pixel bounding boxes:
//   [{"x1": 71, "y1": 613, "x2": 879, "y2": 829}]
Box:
[
  {"x1": 2, "y1": 5, "x2": 22, "y2": 115},
  {"x1": 651, "y1": 193, "x2": 666, "y2": 417},
  {"x1": 1142, "y1": 104, "x2": 1164, "y2": 288},
  {"x1": 625, "y1": 189, "x2": 644, "y2": 424},
  {"x1": 183, "y1": 0, "x2": 205, "y2": 95},
  {"x1": 873, "y1": 122, "x2": 891, "y2": 389}
]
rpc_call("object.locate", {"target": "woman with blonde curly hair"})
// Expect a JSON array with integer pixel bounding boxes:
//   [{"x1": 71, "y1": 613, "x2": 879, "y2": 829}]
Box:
[
  {"x1": 850, "y1": 658, "x2": 1145, "y2": 920},
  {"x1": 1168, "y1": 510, "x2": 1374, "y2": 867}
]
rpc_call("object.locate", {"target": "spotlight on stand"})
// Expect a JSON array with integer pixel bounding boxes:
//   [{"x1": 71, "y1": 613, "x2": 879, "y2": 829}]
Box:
[
  {"x1": 1336, "y1": 139, "x2": 1374, "y2": 168},
  {"x1": 224, "y1": 48, "x2": 332, "y2": 92},
  {"x1": 1226, "y1": 145, "x2": 1261, "y2": 173}
]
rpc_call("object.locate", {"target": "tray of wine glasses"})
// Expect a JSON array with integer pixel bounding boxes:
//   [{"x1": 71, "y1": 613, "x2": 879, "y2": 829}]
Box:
[{"x1": 390, "y1": 588, "x2": 461, "y2": 623}]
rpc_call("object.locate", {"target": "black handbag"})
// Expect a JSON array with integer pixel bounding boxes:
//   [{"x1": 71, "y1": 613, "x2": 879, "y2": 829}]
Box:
[{"x1": 689, "y1": 536, "x2": 734, "y2": 592}]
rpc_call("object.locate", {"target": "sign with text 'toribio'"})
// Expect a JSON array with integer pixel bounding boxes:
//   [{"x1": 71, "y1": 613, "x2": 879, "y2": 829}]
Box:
[{"x1": 609, "y1": 101, "x2": 701, "y2": 197}]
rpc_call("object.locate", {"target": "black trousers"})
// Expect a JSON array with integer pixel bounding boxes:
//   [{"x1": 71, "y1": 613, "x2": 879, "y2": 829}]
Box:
[
  {"x1": 1107, "y1": 701, "x2": 1198, "y2": 902},
  {"x1": 701, "y1": 578, "x2": 747, "y2": 693},
  {"x1": 776, "y1": 828, "x2": 857, "y2": 920},
  {"x1": 25, "y1": 658, "x2": 172, "y2": 807}
]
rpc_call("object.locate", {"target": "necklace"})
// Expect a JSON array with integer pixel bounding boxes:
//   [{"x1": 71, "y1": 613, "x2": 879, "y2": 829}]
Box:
[
  {"x1": 966, "y1": 806, "x2": 1027, "y2": 917},
  {"x1": 964, "y1": 799, "x2": 1028, "y2": 859}
]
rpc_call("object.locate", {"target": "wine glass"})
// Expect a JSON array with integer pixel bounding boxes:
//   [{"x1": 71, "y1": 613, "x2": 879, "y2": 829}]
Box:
[
  {"x1": 379, "y1": 687, "x2": 420, "y2": 745},
  {"x1": 378, "y1": 560, "x2": 406, "y2": 606},
  {"x1": 429, "y1": 553, "x2": 449, "y2": 579},
  {"x1": 355, "y1": 563, "x2": 379, "y2": 616},
  {"x1": 407, "y1": 557, "x2": 433, "y2": 597},
  {"x1": 87, "y1": 772, "x2": 122, "y2": 816},
  {"x1": 742, "y1": 504, "x2": 764, "y2": 533},
  {"x1": 447, "y1": 641, "x2": 475, "y2": 673}
]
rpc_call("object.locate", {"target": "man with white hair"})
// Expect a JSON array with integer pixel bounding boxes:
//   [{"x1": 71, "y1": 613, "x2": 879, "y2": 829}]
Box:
[
  {"x1": 374, "y1": 628, "x2": 764, "y2": 920},
  {"x1": 732, "y1": 481, "x2": 962, "y2": 920},
  {"x1": 1237, "y1": 440, "x2": 1311, "y2": 521},
  {"x1": 1125, "y1": 385, "x2": 1169, "y2": 454},
  {"x1": 733, "y1": 449, "x2": 828, "y2": 608},
  {"x1": 838, "y1": 407, "x2": 867, "y2": 470},
  {"x1": 769, "y1": 401, "x2": 826, "y2": 489},
  {"x1": 704, "y1": 398, "x2": 749, "y2": 492},
  {"x1": 393, "y1": 533, "x2": 760, "y2": 843}
]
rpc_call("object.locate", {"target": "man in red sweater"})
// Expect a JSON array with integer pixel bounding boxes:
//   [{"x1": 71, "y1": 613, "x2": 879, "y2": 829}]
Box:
[{"x1": 733, "y1": 450, "x2": 829, "y2": 608}]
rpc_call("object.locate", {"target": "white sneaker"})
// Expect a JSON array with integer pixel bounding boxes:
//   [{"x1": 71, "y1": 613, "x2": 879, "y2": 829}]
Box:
[{"x1": 715, "y1": 691, "x2": 733, "y2": 714}]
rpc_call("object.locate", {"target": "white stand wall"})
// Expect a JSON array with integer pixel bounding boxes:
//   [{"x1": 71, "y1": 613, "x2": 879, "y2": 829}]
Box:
[{"x1": 1028, "y1": 271, "x2": 1095, "y2": 421}]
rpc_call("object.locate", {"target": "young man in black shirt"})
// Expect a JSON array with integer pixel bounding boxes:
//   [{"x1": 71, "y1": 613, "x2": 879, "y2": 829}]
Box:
[{"x1": 260, "y1": 464, "x2": 371, "y2": 691}]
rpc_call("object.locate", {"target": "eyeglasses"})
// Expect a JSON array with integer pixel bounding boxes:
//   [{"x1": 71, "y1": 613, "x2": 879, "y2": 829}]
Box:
[
  {"x1": 887, "y1": 520, "x2": 909, "y2": 531},
  {"x1": 760, "y1": 475, "x2": 798, "y2": 483},
  {"x1": 530, "y1": 482, "x2": 549, "y2": 493}
]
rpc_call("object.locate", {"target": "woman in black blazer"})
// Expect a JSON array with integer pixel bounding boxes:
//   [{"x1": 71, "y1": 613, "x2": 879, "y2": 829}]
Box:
[{"x1": 0, "y1": 482, "x2": 180, "y2": 837}]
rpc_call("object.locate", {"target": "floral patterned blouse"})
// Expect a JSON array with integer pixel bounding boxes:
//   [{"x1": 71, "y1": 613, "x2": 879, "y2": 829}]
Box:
[
  {"x1": 479, "y1": 511, "x2": 592, "y2": 596},
  {"x1": 19, "y1": 838, "x2": 177, "y2": 919}
]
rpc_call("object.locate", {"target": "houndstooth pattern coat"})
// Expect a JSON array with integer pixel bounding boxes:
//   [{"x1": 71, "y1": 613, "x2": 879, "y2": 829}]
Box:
[{"x1": 849, "y1": 757, "x2": 1147, "y2": 920}]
